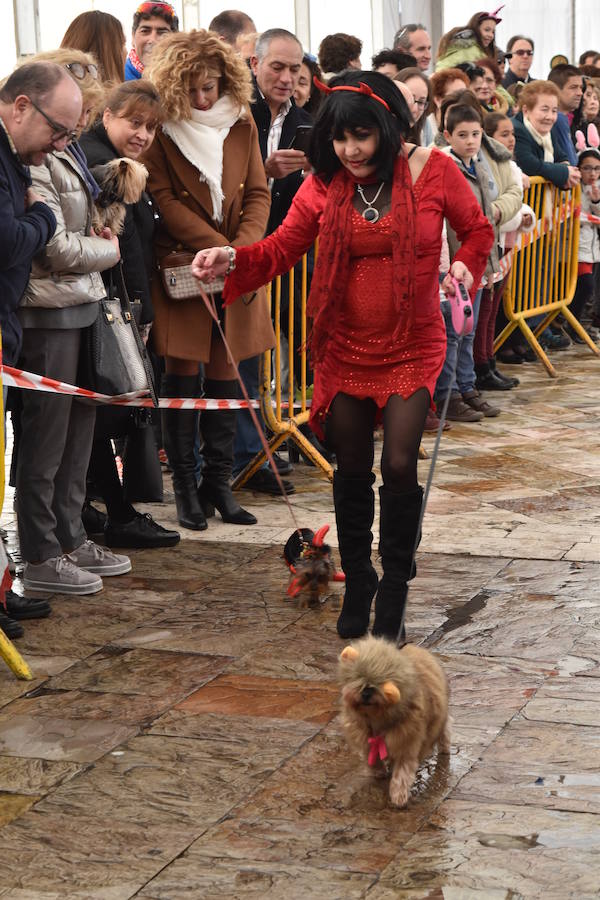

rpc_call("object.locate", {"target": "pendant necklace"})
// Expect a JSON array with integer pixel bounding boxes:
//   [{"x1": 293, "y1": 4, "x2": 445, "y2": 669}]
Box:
[{"x1": 356, "y1": 182, "x2": 385, "y2": 223}]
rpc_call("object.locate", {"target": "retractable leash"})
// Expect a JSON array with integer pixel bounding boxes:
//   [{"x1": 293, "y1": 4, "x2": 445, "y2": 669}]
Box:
[{"x1": 395, "y1": 278, "x2": 473, "y2": 648}]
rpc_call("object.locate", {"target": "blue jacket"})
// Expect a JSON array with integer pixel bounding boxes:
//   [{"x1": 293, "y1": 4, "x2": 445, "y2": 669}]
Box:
[
  {"x1": 552, "y1": 111, "x2": 578, "y2": 165},
  {"x1": 0, "y1": 122, "x2": 56, "y2": 363},
  {"x1": 512, "y1": 113, "x2": 570, "y2": 188}
]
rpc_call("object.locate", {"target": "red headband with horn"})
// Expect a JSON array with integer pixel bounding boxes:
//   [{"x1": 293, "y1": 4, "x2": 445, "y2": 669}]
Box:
[{"x1": 313, "y1": 76, "x2": 391, "y2": 112}]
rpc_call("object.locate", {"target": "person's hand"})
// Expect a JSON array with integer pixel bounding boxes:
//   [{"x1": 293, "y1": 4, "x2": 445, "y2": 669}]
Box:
[
  {"x1": 521, "y1": 212, "x2": 534, "y2": 229},
  {"x1": 493, "y1": 206, "x2": 501, "y2": 223},
  {"x1": 590, "y1": 183, "x2": 600, "y2": 203},
  {"x1": 25, "y1": 187, "x2": 45, "y2": 208},
  {"x1": 442, "y1": 261, "x2": 473, "y2": 295},
  {"x1": 264, "y1": 149, "x2": 307, "y2": 180},
  {"x1": 521, "y1": 172, "x2": 531, "y2": 190},
  {"x1": 566, "y1": 166, "x2": 581, "y2": 188},
  {"x1": 191, "y1": 247, "x2": 230, "y2": 282},
  {"x1": 109, "y1": 234, "x2": 120, "y2": 260}
]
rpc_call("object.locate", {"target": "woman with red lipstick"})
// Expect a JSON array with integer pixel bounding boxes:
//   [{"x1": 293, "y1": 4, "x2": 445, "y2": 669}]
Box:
[
  {"x1": 143, "y1": 30, "x2": 274, "y2": 532},
  {"x1": 193, "y1": 70, "x2": 494, "y2": 644}
]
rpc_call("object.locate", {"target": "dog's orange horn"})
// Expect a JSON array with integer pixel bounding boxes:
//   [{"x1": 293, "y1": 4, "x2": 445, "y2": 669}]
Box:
[
  {"x1": 312, "y1": 524, "x2": 330, "y2": 547},
  {"x1": 340, "y1": 646, "x2": 360, "y2": 662},
  {"x1": 382, "y1": 681, "x2": 401, "y2": 704}
]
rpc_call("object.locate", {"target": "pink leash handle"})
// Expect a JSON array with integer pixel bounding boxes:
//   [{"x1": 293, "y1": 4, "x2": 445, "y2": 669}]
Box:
[{"x1": 448, "y1": 278, "x2": 474, "y2": 336}]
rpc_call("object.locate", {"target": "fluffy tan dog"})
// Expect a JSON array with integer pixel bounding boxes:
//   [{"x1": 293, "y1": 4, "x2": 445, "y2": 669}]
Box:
[
  {"x1": 90, "y1": 158, "x2": 148, "y2": 236},
  {"x1": 338, "y1": 636, "x2": 450, "y2": 807}
]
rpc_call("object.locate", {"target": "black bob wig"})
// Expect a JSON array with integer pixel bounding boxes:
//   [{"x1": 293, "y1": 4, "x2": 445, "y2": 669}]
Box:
[{"x1": 308, "y1": 69, "x2": 413, "y2": 183}]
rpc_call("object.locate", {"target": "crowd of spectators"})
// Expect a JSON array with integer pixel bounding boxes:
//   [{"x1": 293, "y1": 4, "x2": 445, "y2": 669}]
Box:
[{"x1": 1, "y1": 4, "x2": 599, "y2": 639}]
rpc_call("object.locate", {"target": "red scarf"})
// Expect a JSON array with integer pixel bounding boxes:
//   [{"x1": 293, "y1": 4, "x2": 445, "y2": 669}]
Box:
[
  {"x1": 127, "y1": 47, "x2": 144, "y2": 76},
  {"x1": 307, "y1": 153, "x2": 416, "y2": 364}
]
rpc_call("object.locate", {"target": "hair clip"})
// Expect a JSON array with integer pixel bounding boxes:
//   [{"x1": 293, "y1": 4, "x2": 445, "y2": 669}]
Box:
[{"x1": 313, "y1": 76, "x2": 391, "y2": 111}]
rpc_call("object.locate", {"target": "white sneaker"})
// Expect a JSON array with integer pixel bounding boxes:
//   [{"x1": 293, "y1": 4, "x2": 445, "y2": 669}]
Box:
[
  {"x1": 24, "y1": 556, "x2": 103, "y2": 595},
  {"x1": 67, "y1": 540, "x2": 131, "y2": 576}
]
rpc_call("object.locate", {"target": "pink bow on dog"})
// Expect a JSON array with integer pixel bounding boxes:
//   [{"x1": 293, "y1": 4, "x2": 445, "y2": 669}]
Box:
[{"x1": 367, "y1": 734, "x2": 388, "y2": 767}]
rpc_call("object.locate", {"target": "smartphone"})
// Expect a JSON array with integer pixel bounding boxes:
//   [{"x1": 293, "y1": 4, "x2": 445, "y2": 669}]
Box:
[{"x1": 288, "y1": 125, "x2": 313, "y2": 154}]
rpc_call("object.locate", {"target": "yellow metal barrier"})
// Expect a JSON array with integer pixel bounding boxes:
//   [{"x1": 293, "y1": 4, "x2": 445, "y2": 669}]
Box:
[
  {"x1": 233, "y1": 251, "x2": 334, "y2": 489},
  {"x1": 494, "y1": 178, "x2": 600, "y2": 376}
]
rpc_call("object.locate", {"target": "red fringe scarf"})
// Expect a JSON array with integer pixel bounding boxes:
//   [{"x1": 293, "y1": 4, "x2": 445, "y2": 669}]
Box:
[{"x1": 307, "y1": 152, "x2": 417, "y2": 364}]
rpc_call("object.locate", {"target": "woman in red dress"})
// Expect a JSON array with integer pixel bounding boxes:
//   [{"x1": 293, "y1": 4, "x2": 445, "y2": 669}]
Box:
[{"x1": 192, "y1": 71, "x2": 494, "y2": 643}]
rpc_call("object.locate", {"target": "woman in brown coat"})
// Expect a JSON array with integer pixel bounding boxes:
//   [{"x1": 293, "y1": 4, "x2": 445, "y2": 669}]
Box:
[{"x1": 144, "y1": 30, "x2": 273, "y2": 530}]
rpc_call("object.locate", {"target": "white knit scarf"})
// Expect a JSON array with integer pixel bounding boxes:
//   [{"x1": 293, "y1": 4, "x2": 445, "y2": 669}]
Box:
[
  {"x1": 162, "y1": 94, "x2": 243, "y2": 223},
  {"x1": 522, "y1": 116, "x2": 555, "y2": 162}
]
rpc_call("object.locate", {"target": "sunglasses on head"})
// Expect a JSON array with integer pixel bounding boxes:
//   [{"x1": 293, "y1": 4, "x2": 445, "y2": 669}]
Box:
[
  {"x1": 135, "y1": 1, "x2": 175, "y2": 14},
  {"x1": 66, "y1": 62, "x2": 99, "y2": 80}
]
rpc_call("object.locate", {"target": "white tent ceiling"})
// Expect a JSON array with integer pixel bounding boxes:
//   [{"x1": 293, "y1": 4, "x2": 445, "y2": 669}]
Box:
[{"x1": 5, "y1": 1, "x2": 600, "y2": 76}]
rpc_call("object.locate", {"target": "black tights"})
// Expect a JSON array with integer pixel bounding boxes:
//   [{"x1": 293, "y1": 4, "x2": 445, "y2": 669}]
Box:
[{"x1": 326, "y1": 389, "x2": 430, "y2": 492}]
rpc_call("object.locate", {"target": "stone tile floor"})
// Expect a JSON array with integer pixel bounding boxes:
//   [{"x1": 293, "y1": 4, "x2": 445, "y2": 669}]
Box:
[{"x1": 1, "y1": 346, "x2": 600, "y2": 897}]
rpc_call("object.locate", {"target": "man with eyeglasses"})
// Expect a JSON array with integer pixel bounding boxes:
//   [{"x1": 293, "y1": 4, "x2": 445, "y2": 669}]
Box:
[
  {"x1": 502, "y1": 36, "x2": 535, "y2": 89},
  {"x1": 0, "y1": 62, "x2": 81, "y2": 636},
  {"x1": 0, "y1": 62, "x2": 81, "y2": 368},
  {"x1": 126, "y1": 1, "x2": 179, "y2": 80}
]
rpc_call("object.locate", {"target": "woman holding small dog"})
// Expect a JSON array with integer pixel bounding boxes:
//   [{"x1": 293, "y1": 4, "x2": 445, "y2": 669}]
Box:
[
  {"x1": 144, "y1": 29, "x2": 273, "y2": 532},
  {"x1": 80, "y1": 79, "x2": 180, "y2": 550},
  {"x1": 193, "y1": 70, "x2": 494, "y2": 643}
]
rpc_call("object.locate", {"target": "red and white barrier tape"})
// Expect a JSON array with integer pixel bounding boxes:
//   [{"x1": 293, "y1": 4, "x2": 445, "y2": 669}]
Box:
[{"x1": 1, "y1": 364, "x2": 264, "y2": 409}]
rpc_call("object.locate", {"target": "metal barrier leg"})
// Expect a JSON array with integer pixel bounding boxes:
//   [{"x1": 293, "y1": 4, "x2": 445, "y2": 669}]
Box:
[
  {"x1": 0, "y1": 630, "x2": 33, "y2": 680},
  {"x1": 519, "y1": 318, "x2": 557, "y2": 377},
  {"x1": 493, "y1": 320, "x2": 518, "y2": 355},
  {"x1": 561, "y1": 308, "x2": 600, "y2": 356}
]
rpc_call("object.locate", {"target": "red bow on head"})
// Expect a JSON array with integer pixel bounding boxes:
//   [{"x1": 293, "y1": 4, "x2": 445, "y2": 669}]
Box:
[{"x1": 313, "y1": 76, "x2": 391, "y2": 112}]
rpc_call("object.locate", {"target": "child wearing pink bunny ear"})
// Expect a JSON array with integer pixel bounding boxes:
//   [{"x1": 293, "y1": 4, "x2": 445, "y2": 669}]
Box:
[{"x1": 568, "y1": 124, "x2": 600, "y2": 340}]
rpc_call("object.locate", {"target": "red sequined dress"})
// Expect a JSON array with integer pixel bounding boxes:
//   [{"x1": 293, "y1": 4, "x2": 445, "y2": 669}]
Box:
[{"x1": 223, "y1": 149, "x2": 493, "y2": 438}]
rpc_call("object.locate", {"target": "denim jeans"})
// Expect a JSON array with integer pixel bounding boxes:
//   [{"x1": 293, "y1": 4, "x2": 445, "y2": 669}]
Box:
[
  {"x1": 435, "y1": 289, "x2": 482, "y2": 401},
  {"x1": 233, "y1": 355, "x2": 266, "y2": 475}
]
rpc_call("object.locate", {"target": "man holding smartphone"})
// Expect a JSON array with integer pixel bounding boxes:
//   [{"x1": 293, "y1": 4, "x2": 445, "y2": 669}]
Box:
[{"x1": 233, "y1": 28, "x2": 312, "y2": 493}]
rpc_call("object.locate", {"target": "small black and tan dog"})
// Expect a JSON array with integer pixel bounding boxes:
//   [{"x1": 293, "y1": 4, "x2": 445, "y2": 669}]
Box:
[{"x1": 90, "y1": 158, "x2": 148, "y2": 236}]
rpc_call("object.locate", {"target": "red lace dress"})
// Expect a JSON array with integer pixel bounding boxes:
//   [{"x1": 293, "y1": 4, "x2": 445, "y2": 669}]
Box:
[{"x1": 223, "y1": 150, "x2": 493, "y2": 438}]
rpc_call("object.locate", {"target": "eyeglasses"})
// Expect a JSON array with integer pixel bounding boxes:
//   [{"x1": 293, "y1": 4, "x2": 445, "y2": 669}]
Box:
[
  {"x1": 28, "y1": 99, "x2": 77, "y2": 143},
  {"x1": 513, "y1": 49, "x2": 534, "y2": 57},
  {"x1": 66, "y1": 62, "x2": 99, "y2": 80},
  {"x1": 581, "y1": 166, "x2": 600, "y2": 173}
]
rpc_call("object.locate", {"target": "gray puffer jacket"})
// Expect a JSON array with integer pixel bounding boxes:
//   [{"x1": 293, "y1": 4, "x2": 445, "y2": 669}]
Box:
[{"x1": 21, "y1": 149, "x2": 119, "y2": 310}]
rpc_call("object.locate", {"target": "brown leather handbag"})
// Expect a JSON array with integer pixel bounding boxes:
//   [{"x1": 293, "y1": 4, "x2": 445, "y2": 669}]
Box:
[{"x1": 158, "y1": 250, "x2": 224, "y2": 301}]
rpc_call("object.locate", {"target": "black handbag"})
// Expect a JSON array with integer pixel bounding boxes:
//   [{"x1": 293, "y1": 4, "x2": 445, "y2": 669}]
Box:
[
  {"x1": 79, "y1": 263, "x2": 158, "y2": 406},
  {"x1": 123, "y1": 408, "x2": 164, "y2": 503}
]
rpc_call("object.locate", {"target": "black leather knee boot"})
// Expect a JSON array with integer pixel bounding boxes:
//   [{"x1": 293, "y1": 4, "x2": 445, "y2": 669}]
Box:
[
  {"x1": 161, "y1": 373, "x2": 207, "y2": 531},
  {"x1": 197, "y1": 379, "x2": 256, "y2": 525},
  {"x1": 333, "y1": 471, "x2": 378, "y2": 639},
  {"x1": 372, "y1": 485, "x2": 423, "y2": 643}
]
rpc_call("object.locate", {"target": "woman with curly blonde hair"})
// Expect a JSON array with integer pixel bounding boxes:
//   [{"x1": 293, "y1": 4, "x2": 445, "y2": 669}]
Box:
[{"x1": 144, "y1": 29, "x2": 273, "y2": 531}]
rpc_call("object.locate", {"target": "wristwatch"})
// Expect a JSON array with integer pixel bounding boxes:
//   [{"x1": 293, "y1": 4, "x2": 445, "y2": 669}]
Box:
[{"x1": 224, "y1": 245, "x2": 236, "y2": 274}]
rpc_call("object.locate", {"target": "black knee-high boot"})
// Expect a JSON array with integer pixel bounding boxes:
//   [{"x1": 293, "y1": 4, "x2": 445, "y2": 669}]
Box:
[
  {"x1": 372, "y1": 485, "x2": 423, "y2": 642},
  {"x1": 333, "y1": 471, "x2": 379, "y2": 639},
  {"x1": 161, "y1": 373, "x2": 207, "y2": 531},
  {"x1": 197, "y1": 379, "x2": 256, "y2": 525}
]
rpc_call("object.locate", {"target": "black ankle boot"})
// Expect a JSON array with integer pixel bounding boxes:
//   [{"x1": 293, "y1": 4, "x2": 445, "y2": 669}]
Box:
[
  {"x1": 372, "y1": 485, "x2": 423, "y2": 643},
  {"x1": 161, "y1": 373, "x2": 207, "y2": 531},
  {"x1": 475, "y1": 361, "x2": 512, "y2": 392},
  {"x1": 489, "y1": 357, "x2": 519, "y2": 387},
  {"x1": 197, "y1": 379, "x2": 256, "y2": 525},
  {"x1": 333, "y1": 471, "x2": 378, "y2": 639}
]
